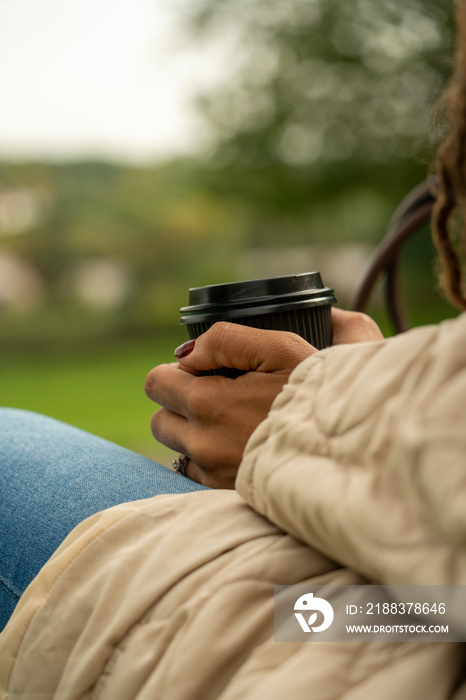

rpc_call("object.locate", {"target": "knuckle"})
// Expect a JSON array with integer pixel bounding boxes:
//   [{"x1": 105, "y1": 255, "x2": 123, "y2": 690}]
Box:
[
  {"x1": 270, "y1": 331, "x2": 313, "y2": 365},
  {"x1": 145, "y1": 364, "x2": 174, "y2": 400},
  {"x1": 203, "y1": 321, "x2": 233, "y2": 346},
  {"x1": 144, "y1": 369, "x2": 155, "y2": 396},
  {"x1": 352, "y1": 311, "x2": 382, "y2": 338},
  {"x1": 150, "y1": 408, "x2": 163, "y2": 437},
  {"x1": 284, "y1": 331, "x2": 311, "y2": 353},
  {"x1": 334, "y1": 309, "x2": 383, "y2": 342},
  {"x1": 144, "y1": 365, "x2": 162, "y2": 397}
]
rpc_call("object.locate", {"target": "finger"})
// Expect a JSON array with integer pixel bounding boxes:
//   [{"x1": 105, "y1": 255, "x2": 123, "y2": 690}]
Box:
[
  {"x1": 185, "y1": 459, "x2": 236, "y2": 490},
  {"x1": 150, "y1": 407, "x2": 189, "y2": 454},
  {"x1": 151, "y1": 409, "x2": 237, "y2": 488},
  {"x1": 145, "y1": 363, "x2": 198, "y2": 417},
  {"x1": 331, "y1": 308, "x2": 383, "y2": 344},
  {"x1": 175, "y1": 322, "x2": 315, "y2": 374},
  {"x1": 183, "y1": 459, "x2": 204, "y2": 485}
]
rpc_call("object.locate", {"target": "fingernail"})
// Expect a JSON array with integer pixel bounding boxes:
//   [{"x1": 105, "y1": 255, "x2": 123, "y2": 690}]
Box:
[{"x1": 174, "y1": 339, "x2": 196, "y2": 359}]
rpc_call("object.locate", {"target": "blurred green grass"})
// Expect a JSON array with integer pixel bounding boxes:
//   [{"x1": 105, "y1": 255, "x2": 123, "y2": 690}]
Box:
[
  {"x1": 0, "y1": 334, "x2": 182, "y2": 467},
  {"x1": 1, "y1": 287, "x2": 458, "y2": 472}
]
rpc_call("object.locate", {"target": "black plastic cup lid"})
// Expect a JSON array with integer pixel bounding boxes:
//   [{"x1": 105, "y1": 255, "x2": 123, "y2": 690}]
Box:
[{"x1": 180, "y1": 272, "x2": 336, "y2": 324}]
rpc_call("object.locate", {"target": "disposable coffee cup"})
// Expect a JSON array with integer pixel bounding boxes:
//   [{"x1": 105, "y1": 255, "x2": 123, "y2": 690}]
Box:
[{"x1": 179, "y1": 272, "x2": 337, "y2": 377}]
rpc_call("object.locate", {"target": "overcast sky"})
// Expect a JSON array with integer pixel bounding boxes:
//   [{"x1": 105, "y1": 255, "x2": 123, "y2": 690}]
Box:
[{"x1": 0, "y1": 0, "x2": 221, "y2": 163}]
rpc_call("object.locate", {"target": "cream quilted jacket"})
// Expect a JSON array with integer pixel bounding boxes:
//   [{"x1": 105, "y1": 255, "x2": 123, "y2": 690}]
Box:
[{"x1": 1, "y1": 314, "x2": 466, "y2": 699}]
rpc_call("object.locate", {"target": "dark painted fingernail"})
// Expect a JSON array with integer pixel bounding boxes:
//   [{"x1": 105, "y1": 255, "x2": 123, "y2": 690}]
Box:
[{"x1": 174, "y1": 339, "x2": 196, "y2": 359}]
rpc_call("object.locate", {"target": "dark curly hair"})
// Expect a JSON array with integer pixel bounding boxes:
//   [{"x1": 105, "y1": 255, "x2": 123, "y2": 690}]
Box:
[{"x1": 432, "y1": 0, "x2": 466, "y2": 310}]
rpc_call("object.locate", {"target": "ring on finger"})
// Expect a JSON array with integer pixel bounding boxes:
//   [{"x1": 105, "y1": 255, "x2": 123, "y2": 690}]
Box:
[{"x1": 172, "y1": 453, "x2": 190, "y2": 477}]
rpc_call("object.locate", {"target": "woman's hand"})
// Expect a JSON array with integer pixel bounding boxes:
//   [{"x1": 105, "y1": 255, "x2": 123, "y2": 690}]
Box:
[
  {"x1": 331, "y1": 307, "x2": 384, "y2": 344},
  {"x1": 144, "y1": 309, "x2": 383, "y2": 489},
  {"x1": 145, "y1": 322, "x2": 315, "y2": 489}
]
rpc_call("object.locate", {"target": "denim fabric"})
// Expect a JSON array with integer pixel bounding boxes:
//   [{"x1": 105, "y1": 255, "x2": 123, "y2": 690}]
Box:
[{"x1": 0, "y1": 408, "x2": 208, "y2": 631}]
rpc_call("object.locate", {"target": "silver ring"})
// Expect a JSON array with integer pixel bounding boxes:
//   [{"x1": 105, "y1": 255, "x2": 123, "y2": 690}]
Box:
[{"x1": 172, "y1": 454, "x2": 189, "y2": 477}]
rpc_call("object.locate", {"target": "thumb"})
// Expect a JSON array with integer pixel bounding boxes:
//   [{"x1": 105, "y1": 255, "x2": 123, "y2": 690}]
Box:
[
  {"x1": 174, "y1": 321, "x2": 315, "y2": 374},
  {"x1": 331, "y1": 308, "x2": 383, "y2": 344}
]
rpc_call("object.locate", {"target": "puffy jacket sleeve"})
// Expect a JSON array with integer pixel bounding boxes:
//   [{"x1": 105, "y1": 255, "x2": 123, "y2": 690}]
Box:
[{"x1": 236, "y1": 314, "x2": 466, "y2": 587}]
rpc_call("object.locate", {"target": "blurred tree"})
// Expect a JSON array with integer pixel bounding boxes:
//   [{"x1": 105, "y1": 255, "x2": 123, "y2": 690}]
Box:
[
  {"x1": 0, "y1": 0, "x2": 458, "y2": 347},
  {"x1": 178, "y1": 0, "x2": 454, "y2": 237},
  {"x1": 0, "y1": 160, "x2": 250, "y2": 343}
]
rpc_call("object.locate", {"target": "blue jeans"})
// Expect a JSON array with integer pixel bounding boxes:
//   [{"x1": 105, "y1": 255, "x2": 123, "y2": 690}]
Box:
[{"x1": 0, "y1": 408, "x2": 208, "y2": 632}]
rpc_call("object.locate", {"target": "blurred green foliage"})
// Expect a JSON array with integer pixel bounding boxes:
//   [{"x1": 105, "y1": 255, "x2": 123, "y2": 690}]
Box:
[
  {"x1": 0, "y1": 0, "x2": 458, "y2": 348},
  {"x1": 179, "y1": 0, "x2": 454, "y2": 220},
  {"x1": 0, "y1": 159, "x2": 251, "y2": 349},
  {"x1": 0, "y1": 0, "x2": 461, "y2": 450}
]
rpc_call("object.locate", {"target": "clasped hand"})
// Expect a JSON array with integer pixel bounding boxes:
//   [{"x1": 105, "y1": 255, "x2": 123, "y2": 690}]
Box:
[{"x1": 144, "y1": 309, "x2": 382, "y2": 489}]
